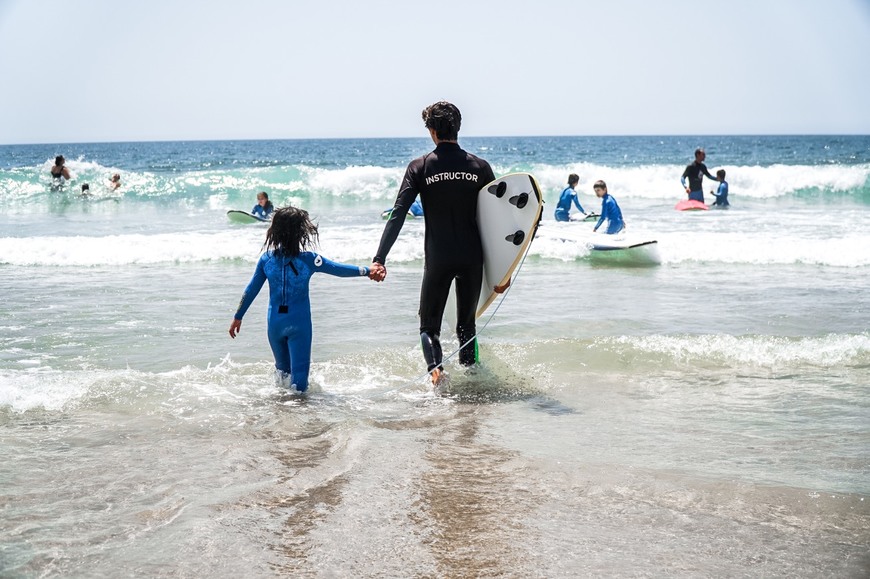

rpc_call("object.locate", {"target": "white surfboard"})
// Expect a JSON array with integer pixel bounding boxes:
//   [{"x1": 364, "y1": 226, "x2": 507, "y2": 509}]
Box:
[
  {"x1": 475, "y1": 173, "x2": 543, "y2": 317},
  {"x1": 587, "y1": 234, "x2": 661, "y2": 266},
  {"x1": 445, "y1": 172, "x2": 543, "y2": 331}
]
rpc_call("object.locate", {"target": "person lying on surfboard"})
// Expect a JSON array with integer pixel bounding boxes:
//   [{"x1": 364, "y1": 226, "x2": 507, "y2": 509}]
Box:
[
  {"x1": 251, "y1": 191, "x2": 274, "y2": 220},
  {"x1": 369, "y1": 101, "x2": 495, "y2": 387},
  {"x1": 592, "y1": 180, "x2": 626, "y2": 235},
  {"x1": 229, "y1": 206, "x2": 377, "y2": 393}
]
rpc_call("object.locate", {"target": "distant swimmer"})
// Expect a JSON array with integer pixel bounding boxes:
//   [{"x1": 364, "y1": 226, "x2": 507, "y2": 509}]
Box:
[
  {"x1": 80, "y1": 183, "x2": 90, "y2": 197},
  {"x1": 369, "y1": 101, "x2": 495, "y2": 387},
  {"x1": 592, "y1": 180, "x2": 625, "y2": 234},
  {"x1": 251, "y1": 191, "x2": 274, "y2": 219},
  {"x1": 50, "y1": 155, "x2": 71, "y2": 190},
  {"x1": 554, "y1": 173, "x2": 588, "y2": 221},
  {"x1": 109, "y1": 173, "x2": 121, "y2": 191},
  {"x1": 710, "y1": 169, "x2": 729, "y2": 207},
  {"x1": 681, "y1": 148, "x2": 718, "y2": 203},
  {"x1": 410, "y1": 198, "x2": 424, "y2": 216},
  {"x1": 229, "y1": 206, "x2": 377, "y2": 393}
]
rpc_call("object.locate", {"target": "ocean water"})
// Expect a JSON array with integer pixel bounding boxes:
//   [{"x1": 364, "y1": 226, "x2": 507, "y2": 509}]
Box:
[{"x1": 1, "y1": 135, "x2": 869, "y2": 577}]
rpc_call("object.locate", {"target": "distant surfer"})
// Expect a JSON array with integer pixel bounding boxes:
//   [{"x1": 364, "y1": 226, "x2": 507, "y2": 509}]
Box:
[
  {"x1": 592, "y1": 180, "x2": 625, "y2": 234},
  {"x1": 251, "y1": 191, "x2": 274, "y2": 219},
  {"x1": 369, "y1": 101, "x2": 495, "y2": 386},
  {"x1": 680, "y1": 148, "x2": 718, "y2": 203},
  {"x1": 229, "y1": 206, "x2": 375, "y2": 393},
  {"x1": 50, "y1": 155, "x2": 70, "y2": 190},
  {"x1": 381, "y1": 198, "x2": 424, "y2": 220},
  {"x1": 709, "y1": 169, "x2": 729, "y2": 207},
  {"x1": 554, "y1": 173, "x2": 589, "y2": 221},
  {"x1": 108, "y1": 173, "x2": 122, "y2": 191}
]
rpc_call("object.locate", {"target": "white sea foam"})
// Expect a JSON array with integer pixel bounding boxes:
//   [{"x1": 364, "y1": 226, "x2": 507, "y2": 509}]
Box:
[
  {"x1": 607, "y1": 333, "x2": 870, "y2": 367},
  {"x1": 531, "y1": 163, "x2": 870, "y2": 201}
]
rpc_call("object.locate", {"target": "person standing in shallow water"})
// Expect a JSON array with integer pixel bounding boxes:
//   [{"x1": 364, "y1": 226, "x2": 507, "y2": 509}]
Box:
[
  {"x1": 369, "y1": 101, "x2": 496, "y2": 386},
  {"x1": 50, "y1": 155, "x2": 71, "y2": 190},
  {"x1": 592, "y1": 180, "x2": 625, "y2": 234},
  {"x1": 681, "y1": 148, "x2": 718, "y2": 203},
  {"x1": 229, "y1": 206, "x2": 377, "y2": 393}
]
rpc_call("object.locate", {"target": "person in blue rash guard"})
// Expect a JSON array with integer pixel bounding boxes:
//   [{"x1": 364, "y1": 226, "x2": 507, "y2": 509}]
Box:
[
  {"x1": 554, "y1": 173, "x2": 588, "y2": 221},
  {"x1": 368, "y1": 101, "x2": 495, "y2": 387},
  {"x1": 681, "y1": 148, "x2": 718, "y2": 203},
  {"x1": 709, "y1": 169, "x2": 729, "y2": 207},
  {"x1": 229, "y1": 206, "x2": 374, "y2": 393},
  {"x1": 592, "y1": 180, "x2": 626, "y2": 234},
  {"x1": 251, "y1": 191, "x2": 274, "y2": 219}
]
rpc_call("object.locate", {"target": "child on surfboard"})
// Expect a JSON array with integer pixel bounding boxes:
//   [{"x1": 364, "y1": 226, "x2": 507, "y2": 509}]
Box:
[
  {"x1": 251, "y1": 191, "x2": 274, "y2": 220},
  {"x1": 228, "y1": 206, "x2": 377, "y2": 393}
]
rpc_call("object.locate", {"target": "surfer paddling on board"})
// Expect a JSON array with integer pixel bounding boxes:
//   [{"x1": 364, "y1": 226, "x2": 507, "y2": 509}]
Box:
[
  {"x1": 229, "y1": 206, "x2": 377, "y2": 393},
  {"x1": 252, "y1": 191, "x2": 274, "y2": 219},
  {"x1": 369, "y1": 101, "x2": 495, "y2": 386},
  {"x1": 592, "y1": 180, "x2": 626, "y2": 234},
  {"x1": 681, "y1": 148, "x2": 718, "y2": 203}
]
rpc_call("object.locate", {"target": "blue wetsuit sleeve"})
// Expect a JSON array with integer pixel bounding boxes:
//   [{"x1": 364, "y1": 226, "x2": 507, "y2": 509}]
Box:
[
  {"x1": 307, "y1": 253, "x2": 369, "y2": 278},
  {"x1": 572, "y1": 194, "x2": 585, "y2": 214},
  {"x1": 593, "y1": 201, "x2": 607, "y2": 231},
  {"x1": 234, "y1": 255, "x2": 268, "y2": 320}
]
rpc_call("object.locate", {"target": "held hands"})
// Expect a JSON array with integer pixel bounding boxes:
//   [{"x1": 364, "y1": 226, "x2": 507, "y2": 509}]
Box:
[
  {"x1": 229, "y1": 318, "x2": 241, "y2": 339},
  {"x1": 369, "y1": 262, "x2": 387, "y2": 282}
]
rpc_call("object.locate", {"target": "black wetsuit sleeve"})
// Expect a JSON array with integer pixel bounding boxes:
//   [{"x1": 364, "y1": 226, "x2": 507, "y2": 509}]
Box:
[
  {"x1": 701, "y1": 163, "x2": 716, "y2": 180},
  {"x1": 373, "y1": 160, "x2": 421, "y2": 264}
]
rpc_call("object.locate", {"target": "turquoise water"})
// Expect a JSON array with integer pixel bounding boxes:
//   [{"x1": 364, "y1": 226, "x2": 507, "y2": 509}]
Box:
[{"x1": 1, "y1": 136, "x2": 868, "y2": 576}]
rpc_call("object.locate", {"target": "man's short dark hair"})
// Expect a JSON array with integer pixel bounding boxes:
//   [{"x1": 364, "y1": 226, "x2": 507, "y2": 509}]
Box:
[
  {"x1": 422, "y1": 101, "x2": 461, "y2": 141},
  {"x1": 568, "y1": 173, "x2": 579, "y2": 186}
]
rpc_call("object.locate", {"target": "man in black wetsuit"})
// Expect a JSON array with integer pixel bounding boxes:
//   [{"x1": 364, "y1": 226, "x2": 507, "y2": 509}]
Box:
[
  {"x1": 681, "y1": 148, "x2": 718, "y2": 203},
  {"x1": 369, "y1": 101, "x2": 495, "y2": 385}
]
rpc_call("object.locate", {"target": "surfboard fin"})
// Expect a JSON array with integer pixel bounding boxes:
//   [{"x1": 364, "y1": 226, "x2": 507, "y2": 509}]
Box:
[
  {"x1": 508, "y1": 192, "x2": 529, "y2": 209},
  {"x1": 504, "y1": 230, "x2": 525, "y2": 245},
  {"x1": 488, "y1": 181, "x2": 508, "y2": 198}
]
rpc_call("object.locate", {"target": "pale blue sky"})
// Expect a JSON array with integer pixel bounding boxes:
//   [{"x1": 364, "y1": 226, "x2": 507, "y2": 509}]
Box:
[{"x1": 1, "y1": 0, "x2": 869, "y2": 144}]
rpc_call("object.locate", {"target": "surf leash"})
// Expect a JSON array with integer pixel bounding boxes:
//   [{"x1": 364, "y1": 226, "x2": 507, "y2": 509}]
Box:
[{"x1": 412, "y1": 229, "x2": 538, "y2": 387}]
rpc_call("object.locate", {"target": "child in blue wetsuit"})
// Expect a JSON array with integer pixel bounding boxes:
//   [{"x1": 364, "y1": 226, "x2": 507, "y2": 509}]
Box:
[
  {"x1": 710, "y1": 169, "x2": 729, "y2": 207},
  {"x1": 554, "y1": 173, "x2": 588, "y2": 221},
  {"x1": 251, "y1": 191, "x2": 274, "y2": 219},
  {"x1": 592, "y1": 180, "x2": 625, "y2": 234},
  {"x1": 229, "y1": 206, "x2": 374, "y2": 392}
]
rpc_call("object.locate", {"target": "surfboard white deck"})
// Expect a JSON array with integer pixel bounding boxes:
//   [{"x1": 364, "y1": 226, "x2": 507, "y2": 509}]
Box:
[
  {"x1": 476, "y1": 173, "x2": 543, "y2": 317},
  {"x1": 587, "y1": 234, "x2": 661, "y2": 266},
  {"x1": 445, "y1": 172, "x2": 543, "y2": 329},
  {"x1": 227, "y1": 210, "x2": 268, "y2": 224}
]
